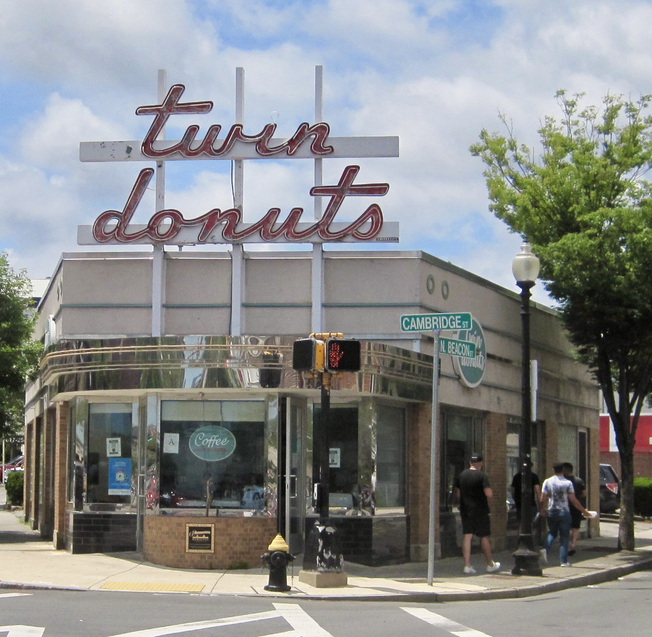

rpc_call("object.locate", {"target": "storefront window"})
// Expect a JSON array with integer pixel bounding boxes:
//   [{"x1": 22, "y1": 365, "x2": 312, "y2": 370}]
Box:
[
  {"x1": 159, "y1": 400, "x2": 266, "y2": 512},
  {"x1": 311, "y1": 402, "x2": 406, "y2": 515},
  {"x1": 316, "y1": 406, "x2": 358, "y2": 507},
  {"x1": 376, "y1": 406, "x2": 405, "y2": 510},
  {"x1": 87, "y1": 403, "x2": 133, "y2": 505},
  {"x1": 506, "y1": 419, "x2": 541, "y2": 501},
  {"x1": 441, "y1": 410, "x2": 485, "y2": 511},
  {"x1": 67, "y1": 399, "x2": 87, "y2": 510}
]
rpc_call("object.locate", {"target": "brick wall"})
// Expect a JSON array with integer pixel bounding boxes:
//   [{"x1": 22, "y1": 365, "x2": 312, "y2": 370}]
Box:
[
  {"x1": 407, "y1": 403, "x2": 432, "y2": 561},
  {"x1": 485, "y1": 412, "x2": 508, "y2": 551},
  {"x1": 601, "y1": 450, "x2": 652, "y2": 480},
  {"x1": 143, "y1": 515, "x2": 277, "y2": 569}
]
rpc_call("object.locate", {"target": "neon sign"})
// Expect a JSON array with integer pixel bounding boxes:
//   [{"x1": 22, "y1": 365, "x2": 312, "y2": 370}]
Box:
[
  {"x1": 78, "y1": 80, "x2": 399, "y2": 246},
  {"x1": 137, "y1": 84, "x2": 335, "y2": 160}
]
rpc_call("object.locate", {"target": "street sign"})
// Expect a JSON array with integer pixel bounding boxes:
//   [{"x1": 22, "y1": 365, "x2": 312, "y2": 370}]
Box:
[
  {"x1": 400, "y1": 312, "x2": 472, "y2": 332},
  {"x1": 439, "y1": 337, "x2": 476, "y2": 359}
]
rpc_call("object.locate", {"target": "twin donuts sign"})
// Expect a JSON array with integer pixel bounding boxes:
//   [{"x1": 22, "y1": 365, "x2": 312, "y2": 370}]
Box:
[{"x1": 78, "y1": 81, "x2": 400, "y2": 246}]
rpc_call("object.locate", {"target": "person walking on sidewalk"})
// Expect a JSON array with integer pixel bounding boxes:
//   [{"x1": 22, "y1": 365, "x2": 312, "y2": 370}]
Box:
[
  {"x1": 540, "y1": 462, "x2": 591, "y2": 567},
  {"x1": 562, "y1": 462, "x2": 586, "y2": 556},
  {"x1": 454, "y1": 454, "x2": 501, "y2": 575}
]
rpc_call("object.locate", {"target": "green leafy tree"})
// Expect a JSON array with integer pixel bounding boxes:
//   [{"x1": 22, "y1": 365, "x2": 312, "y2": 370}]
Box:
[
  {"x1": 471, "y1": 91, "x2": 652, "y2": 551},
  {"x1": 0, "y1": 252, "x2": 42, "y2": 444}
]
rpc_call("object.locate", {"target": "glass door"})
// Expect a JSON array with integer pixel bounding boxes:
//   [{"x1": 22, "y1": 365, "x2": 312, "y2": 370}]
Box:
[{"x1": 286, "y1": 398, "x2": 307, "y2": 553}]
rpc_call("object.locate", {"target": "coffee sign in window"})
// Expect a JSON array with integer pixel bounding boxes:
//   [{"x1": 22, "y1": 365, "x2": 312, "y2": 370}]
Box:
[{"x1": 188, "y1": 425, "x2": 236, "y2": 462}]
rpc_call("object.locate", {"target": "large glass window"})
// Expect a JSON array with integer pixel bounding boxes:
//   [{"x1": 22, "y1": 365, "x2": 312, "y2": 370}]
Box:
[
  {"x1": 311, "y1": 403, "x2": 406, "y2": 515},
  {"x1": 441, "y1": 410, "x2": 485, "y2": 511},
  {"x1": 376, "y1": 406, "x2": 405, "y2": 510},
  {"x1": 313, "y1": 405, "x2": 358, "y2": 508},
  {"x1": 67, "y1": 400, "x2": 87, "y2": 510},
  {"x1": 159, "y1": 400, "x2": 266, "y2": 511},
  {"x1": 506, "y1": 419, "x2": 541, "y2": 501},
  {"x1": 87, "y1": 404, "x2": 133, "y2": 505}
]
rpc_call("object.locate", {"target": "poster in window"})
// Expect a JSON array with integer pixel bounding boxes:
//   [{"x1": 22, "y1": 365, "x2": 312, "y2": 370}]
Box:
[
  {"x1": 106, "y1": 437, "x2": 121, "y2": 457},
  {"x1": 329, "y1": 447, "x2": 341, "y2": 468},
  {"x1": 108, "y1": 457, "x2": 132, "y2": 495},
  {"x1": 163, "y1": 433, "x2": 180, "y2": 454}
]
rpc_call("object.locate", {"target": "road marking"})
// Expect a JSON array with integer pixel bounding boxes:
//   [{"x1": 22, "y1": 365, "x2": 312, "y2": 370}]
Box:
[
  {"x1": 105, "y1": 603, "x2": 334, "y2": 637},
  {"x1": 274, "y1": 603, "x2": 334, "y2": 636},
  {"x1": 0, "y1": 593, "x2": 32, "y2": 599},
  {"x1": 107, "y1": 610, "x2": 280, "y2": 636},
  {"x1": 402, "y1": 607, "x2": 493, "y2": 637},
  {"x1": 0, "y1": 627, "x2": 45, "y2": 636}
]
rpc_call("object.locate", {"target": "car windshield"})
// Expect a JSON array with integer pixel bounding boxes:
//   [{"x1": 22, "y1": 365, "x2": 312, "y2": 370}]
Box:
[{"x1": 601, "y1": 465, "x2": 618, "y2": 482}]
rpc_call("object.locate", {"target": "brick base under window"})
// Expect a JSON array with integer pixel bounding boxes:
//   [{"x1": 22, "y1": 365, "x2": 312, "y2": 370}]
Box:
[{"x1": 143, "y1": 515, "x2": 277, "y2": 569}]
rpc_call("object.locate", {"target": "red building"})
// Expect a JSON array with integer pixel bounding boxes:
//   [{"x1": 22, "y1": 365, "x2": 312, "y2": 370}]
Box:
[{"x1": 600, "y1": 413, "x2": 652, "y2": 477}]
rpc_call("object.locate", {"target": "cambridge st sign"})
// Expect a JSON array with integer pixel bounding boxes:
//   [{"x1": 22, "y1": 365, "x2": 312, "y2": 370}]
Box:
[{"x1": 400, "y1": 312, "x2": 472, "y2": 332}]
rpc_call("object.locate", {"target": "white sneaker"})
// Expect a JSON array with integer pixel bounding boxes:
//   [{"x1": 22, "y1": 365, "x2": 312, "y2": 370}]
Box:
[
  {"x1": 463, "y1": 565, "x2": 476, "y2": 574},
  {"x1": 539, "y1": 548, "x2": 547, "y2": 564},
  {"x1": 561, "y1": 562, "x2": 572, "y2": 567},
  {"x1": 486, "y1": 562, "x2": 501, "y2": 573}
]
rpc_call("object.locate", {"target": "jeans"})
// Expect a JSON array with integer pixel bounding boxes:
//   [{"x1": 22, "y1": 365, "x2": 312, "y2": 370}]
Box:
[{"x1": 544, "y1": 509, "x2": 572, "y2": 564}]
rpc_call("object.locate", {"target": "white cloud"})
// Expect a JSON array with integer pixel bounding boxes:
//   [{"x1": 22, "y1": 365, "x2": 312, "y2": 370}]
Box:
[{"x1": 0, "y1": 0, "x2": 650, "y2": 304}]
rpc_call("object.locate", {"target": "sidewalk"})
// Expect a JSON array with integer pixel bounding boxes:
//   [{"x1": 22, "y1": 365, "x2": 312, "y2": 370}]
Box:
[{"x1": 2, "y1": 486, "x2": 652, "y2": 602}]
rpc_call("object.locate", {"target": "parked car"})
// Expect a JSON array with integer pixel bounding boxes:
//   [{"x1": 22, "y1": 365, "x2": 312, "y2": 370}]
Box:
[
  {"x1": 241, "y1": 485, "x2": 265, "y2": 510},
  {"x1": 600, "y1": 463, "x2": 620, "y2": 513},
  {"x1": 0, "y1": 455, "x2": 23, "y2": 481}
]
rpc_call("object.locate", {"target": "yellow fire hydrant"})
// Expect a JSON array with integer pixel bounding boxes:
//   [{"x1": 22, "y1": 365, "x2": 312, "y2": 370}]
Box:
[{"x1": 261, "y1": 533, "x2": 294, "y2": 592}]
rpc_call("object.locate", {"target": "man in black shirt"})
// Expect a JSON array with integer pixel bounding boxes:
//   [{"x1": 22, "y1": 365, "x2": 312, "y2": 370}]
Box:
[{"x1": 454, "y1": 454, "x2": 501, "y2": 574}]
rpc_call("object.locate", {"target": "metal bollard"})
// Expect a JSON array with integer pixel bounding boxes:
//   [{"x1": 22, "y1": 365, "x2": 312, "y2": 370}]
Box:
[{"x1": 261, "y1": 534, "x2": 294, "y2": 592}]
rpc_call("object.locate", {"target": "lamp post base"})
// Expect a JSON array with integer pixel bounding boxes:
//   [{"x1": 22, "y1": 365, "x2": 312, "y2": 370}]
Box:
[{"x1": 512, "y1": 535, "x2": 543, "y2": 576}]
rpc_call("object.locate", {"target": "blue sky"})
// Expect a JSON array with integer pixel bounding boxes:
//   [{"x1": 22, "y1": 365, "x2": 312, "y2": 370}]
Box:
[{"x1": 1, "y1": 0, "x2": 651, "y2": 305}]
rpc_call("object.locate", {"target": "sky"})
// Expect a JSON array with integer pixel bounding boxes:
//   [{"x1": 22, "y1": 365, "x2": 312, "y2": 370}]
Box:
[{"x1": 1, "y1": 0, "x2": 651, "y2": 306}]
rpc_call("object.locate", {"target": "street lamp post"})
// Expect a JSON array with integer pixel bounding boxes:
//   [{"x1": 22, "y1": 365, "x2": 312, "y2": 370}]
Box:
[{"x1": 511, "y1": 243, "x2": 543, "y2": 576}]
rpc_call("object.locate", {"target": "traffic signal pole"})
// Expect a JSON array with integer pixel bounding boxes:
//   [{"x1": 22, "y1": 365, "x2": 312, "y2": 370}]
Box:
[
  {"x1": 294, "y1": 333, "x2": 359, "y2": 585},
  {"x1": 318, "y1": 372, "x2": 331, "y2": 520}
]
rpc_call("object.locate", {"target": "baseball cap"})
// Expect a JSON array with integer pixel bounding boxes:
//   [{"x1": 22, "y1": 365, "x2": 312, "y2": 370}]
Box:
[{"x1": 470, "y1": 454, "x2": 483, "y2": 463}]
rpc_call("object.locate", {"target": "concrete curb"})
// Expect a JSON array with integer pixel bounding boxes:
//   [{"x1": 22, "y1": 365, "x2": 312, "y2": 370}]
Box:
[{"x1": 2, "y1": 553, "x2": 652, "y2": 602}]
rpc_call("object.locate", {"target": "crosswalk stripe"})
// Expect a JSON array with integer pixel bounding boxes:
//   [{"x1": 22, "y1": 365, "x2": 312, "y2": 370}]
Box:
[
  {"x1": 107, "y1": 610, "x2": 281, "y2": 637},
  {"x1": 401, "y1": 607, "x2": 494, "y2": 637},
  {"x1": 0, "y1": 627, "x2": 45, "y2": 637},
  {"x1": 0, "y1": 593, "x2": 32, "y2": 599},
  {"x1": 273, "y1": 603, "x2": 334, "y2": 637}
]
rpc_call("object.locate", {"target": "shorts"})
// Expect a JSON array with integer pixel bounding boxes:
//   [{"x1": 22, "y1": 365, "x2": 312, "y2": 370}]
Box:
[
  {"x1": 461, "y1": 512, "x2": 491, "y2": 537},
  {"x1": 570, "y1": 508, "x2": 583, "y2": 529}
]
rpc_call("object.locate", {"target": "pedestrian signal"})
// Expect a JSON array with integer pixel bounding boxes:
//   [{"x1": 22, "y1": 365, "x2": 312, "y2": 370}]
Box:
[
  {"x1": 292, "y1": 338, "x2": 325, "y2": 371},
  {"x1": 324, "y1": 338, "x2": 361, "y2": 372},
  {"x1": 260, "y1": 351, "x2": 282, "y2": 388}
]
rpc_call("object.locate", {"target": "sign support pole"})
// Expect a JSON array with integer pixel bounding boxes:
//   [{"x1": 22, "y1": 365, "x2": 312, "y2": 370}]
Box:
[
  {"x1": 427, "y1": 329, "x2": 441, "y2": 585},
  {"x1": 311, "y1": 65, "x2": 324, "y2": 334},
  {"x1": 231, "y1": 67, "x2": 245, "y2": 336},
  {"x1": 152, "y1": 69, "x2": 167, "y2": 338}
]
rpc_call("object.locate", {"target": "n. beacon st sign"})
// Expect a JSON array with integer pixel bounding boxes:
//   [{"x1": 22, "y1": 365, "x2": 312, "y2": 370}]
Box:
[{"x1": 78, "y1": 80, "x2": 400, "y2": 246}]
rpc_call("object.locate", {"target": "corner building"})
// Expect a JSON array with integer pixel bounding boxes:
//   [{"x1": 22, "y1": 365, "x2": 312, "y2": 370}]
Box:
[{"x1": 23, "y1": 248, "x2": 599, "y2": 568}]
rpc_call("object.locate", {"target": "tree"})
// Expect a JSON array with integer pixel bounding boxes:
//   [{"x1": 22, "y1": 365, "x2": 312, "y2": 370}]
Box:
[
  {"x1": 471, "y1": 91, "x2": 652, "y2": 551},
  {"x1": 0, "y1": 252, "x2": 42, "y2": 444}
]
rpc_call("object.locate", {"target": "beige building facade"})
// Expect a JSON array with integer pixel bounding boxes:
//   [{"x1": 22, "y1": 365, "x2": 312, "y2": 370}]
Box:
[{"x1": 23, "y1": 248, "x2": 600, "y2": 568}]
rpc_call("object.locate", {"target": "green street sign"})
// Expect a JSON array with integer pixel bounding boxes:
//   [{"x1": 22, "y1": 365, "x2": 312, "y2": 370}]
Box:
[
  {"x1": 439, "y1": 337, "x2": 476, "y2": 359},
  {"x1": 400, "y1": 312, "x2": 472, "y2": 332}
]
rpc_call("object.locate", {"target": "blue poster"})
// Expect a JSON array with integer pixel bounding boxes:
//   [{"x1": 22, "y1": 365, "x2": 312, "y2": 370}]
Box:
[{"x1": 108, "y1": 457, "x2": 132, "y2": 495}]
